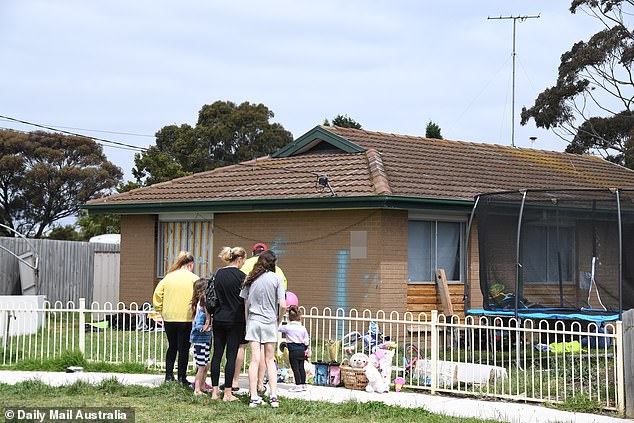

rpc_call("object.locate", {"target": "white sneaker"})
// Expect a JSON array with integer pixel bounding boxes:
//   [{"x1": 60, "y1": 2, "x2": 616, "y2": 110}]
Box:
[
  {"x1": 301, "y1": 384, "x2": 308, "y2": 391},
  {"x1": 249, "y1": 398, "x2": 264, "y2": 408},
  {"x1": 289, "y1": 385, "x2": 303, "y2": 392},
  {"x1": 269, "y1": 397, "x2": 279, "y2": 408}
]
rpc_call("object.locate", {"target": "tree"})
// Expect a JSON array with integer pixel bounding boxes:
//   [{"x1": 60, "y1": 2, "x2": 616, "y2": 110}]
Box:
[
  {"x1": 0, "y1": 130, "x2": 122, "y2": 237},
  {"x1": 325, "y1": 114, "x2": 362, "y2": 129},
  {"x1": 117, "y1": 180, "x2": 140, "y2": 193},
  {"x1": 520, "y1": 0, "x2": 634, "y2": 167},
  {"x1": 68, "y1": 181, "x2": 137, "y2": 241},
  {"x1": 0, "y1": 133, "x2": 25, "y2": 236},
  {"x1": 47, "y1": 224, "x2": 81, "y2": 241},
  {"x1": 425, "y1": 121, "x2": 443, "y2": 139},
  {"x1": 132, "y1": 101, "x2": 294, "y2": 185},
  {"x1": 76, "y1": 211, "x2": 120, "y2": 240},
  {"x1": 46, "y1": 213, "x2": 121, "y2": 242}
]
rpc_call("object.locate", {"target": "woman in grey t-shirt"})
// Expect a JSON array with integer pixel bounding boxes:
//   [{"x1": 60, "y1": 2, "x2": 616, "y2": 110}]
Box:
[{"x1": 240, "y1": 250, "x2": 286, "y2": 408}]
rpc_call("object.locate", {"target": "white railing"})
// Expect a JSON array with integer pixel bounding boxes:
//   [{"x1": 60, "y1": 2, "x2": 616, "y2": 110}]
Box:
[
  {"x1": 0, "y1": 299, "x2": 168, "y2": 372},
  {"x1": 300, "y1": 308, "x2": 623, "y2": 412},
  {"x1": 0, "y1": 300, "x2": 624, "y2": 412}
]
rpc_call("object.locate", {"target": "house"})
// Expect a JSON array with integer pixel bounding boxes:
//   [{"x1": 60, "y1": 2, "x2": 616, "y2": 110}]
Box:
[{"x1": 85, "y1": 126, "x2": 634, "y2": 314}]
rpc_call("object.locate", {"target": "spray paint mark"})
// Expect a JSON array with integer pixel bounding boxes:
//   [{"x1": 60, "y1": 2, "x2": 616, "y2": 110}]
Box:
[
  {"x1": 335, "y1": 250, "x2": 349, "y2": 310},
  {"x1": 270, "y1": 236, "x2": 288, "y2": 262},
  {"x1": 335, "y1": 250, "x2": 350, "y2": 338}
]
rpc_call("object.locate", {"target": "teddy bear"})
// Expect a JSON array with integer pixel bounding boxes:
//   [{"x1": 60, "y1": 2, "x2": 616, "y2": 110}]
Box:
[
  {"x1": 368, "y1": 347, "x2": 395, "y2": 389},
  {"x1": 364, "y1": 361, "x2": 387, "y2": 393},
  {"x1": 377, "y1": 349, "x2": 395, "y2": 388},
  {"x1": 349, "y1": 352, "x2": 368, "y2": 368},
  {"x1": 349, "y1": 352, "x2": 387, "y2": 393}
]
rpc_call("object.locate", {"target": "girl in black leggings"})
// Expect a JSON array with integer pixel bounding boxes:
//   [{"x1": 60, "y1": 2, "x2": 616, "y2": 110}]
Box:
[{"x1": 279, "y1": 305, "x2": 311, "y2": 391}]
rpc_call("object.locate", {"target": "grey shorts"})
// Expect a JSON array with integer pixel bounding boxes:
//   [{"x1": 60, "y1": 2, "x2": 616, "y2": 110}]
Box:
[{"x1": 245, "y1": 319, "x2": 278, "y2": 344}]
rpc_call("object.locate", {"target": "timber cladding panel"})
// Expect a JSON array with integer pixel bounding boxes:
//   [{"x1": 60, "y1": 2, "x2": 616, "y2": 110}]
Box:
[
  {"x1": 407, "y1": 284, "x2": 465, "y2": 315},
  {"x1": 213, "y1": 209, "x2": 408, "y2": 312},
  {"x1": 120, "y1": 214, "x2": 157, "y2": 305}
]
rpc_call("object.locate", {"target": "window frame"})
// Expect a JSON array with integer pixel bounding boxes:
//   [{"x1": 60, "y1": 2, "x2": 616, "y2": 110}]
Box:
[
  {"x1": 156, "y1": 214, "x2": 214, "y2": 279},
  {"x1": 407, "y1": 214, "x2": 466, "y2": 285},
  {"x1": 521, "y1": 223, "x2": 576, "y2": 285}
]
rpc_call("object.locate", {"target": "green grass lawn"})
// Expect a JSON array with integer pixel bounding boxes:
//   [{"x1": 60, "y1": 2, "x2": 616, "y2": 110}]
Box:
[{"x1": 0, "y1": 379, "x2": 499, "y2": 423}]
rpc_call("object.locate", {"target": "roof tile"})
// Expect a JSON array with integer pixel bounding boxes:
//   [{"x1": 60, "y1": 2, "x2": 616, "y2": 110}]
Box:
[{"x1": 88, "y1": 127, "x2": 634, "y2": 207}]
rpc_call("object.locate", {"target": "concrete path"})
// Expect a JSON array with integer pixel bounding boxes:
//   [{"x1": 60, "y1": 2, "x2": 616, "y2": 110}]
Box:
[{"x1": 0, "y1": 371, "x2": 629, "y2": 423}]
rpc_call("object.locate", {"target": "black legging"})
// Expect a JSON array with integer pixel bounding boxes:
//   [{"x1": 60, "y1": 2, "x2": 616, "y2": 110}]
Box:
[
  {"x1": 288, "y1": 349, "x2": 306, "y2": 385},
  {"x1": 164, "y1": 321, "x2": 192, "y2": 381},
  {"x1": 211, "y1": 320, "x2": 244, "y2": 387}
]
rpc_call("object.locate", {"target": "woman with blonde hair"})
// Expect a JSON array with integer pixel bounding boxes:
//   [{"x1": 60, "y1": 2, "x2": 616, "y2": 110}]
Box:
[
  {"x1": 209, "y1": 246, "x2": 247, "y2": 401},
  {"x1": 153, "y1": 251, "x2": 198, "y2": 384}
]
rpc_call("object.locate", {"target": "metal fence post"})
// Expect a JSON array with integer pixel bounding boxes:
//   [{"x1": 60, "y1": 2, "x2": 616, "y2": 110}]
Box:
[
  {"x1": 431, "y1": 310, "x2": 438, "y2": 394},
  {"x1": 623, "y1": 310, "x2": 634, "y2": 418},
  {"x1": 78, "y1": 298, "x2": 86, "y2": 355},
  {"x1": 615, "y1": 320, "x2": 625, "y2": 416}
]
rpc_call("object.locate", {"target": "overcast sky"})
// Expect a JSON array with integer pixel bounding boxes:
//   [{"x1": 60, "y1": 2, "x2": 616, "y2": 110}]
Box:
[{"x1": 0, "y1": 1, "x2": 602, "y2": 181}]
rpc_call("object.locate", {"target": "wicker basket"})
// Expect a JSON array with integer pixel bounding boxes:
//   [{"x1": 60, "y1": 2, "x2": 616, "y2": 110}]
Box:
[{"x1": 340, "y1": 365, "x2": 368, "y2": 390}]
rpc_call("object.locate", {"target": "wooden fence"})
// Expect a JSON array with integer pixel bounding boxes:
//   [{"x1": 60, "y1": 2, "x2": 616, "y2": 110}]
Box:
[{"x1": 0, "y1": 237, "x2": 119, "y2": 304}]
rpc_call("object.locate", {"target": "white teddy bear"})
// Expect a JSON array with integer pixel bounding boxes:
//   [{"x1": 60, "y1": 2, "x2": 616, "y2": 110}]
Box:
[
  {"x1": 366, "y1": 348, "x2": 395, "y2": 392},
  {"x1": 349, "y1": 352, "x2": 368, "y2": 368},
  {"x1": 349, "y1": 352, "x2": 388, "y2": 393},
  {"x1": 364, "y1": 361, "x2": 387, "y2": 393}
]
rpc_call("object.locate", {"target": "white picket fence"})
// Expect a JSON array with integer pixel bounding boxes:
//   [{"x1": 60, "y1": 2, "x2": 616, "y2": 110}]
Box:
[{"x1": 0, "y1": 299, "x2": 625, "y2": 413}]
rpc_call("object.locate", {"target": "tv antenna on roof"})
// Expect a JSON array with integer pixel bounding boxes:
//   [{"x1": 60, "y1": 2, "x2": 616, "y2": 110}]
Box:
[
  {"x1": 488, "y1": 14, "x2": 540, "y2": 148},
  {"x1": 529, "y1": 136, "x2": 537, "y2": 148}
]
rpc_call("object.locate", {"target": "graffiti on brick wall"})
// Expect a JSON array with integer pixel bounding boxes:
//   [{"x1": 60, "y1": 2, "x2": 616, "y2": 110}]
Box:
[{"x1": 335, "y1": 250, "x2": 349, "y2": 309}]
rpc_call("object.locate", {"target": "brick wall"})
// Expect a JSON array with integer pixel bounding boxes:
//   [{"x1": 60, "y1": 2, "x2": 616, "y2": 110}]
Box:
[
  {"x1": 377, "y1": 209, "x2": 409, "y2": 312},
  {"x1": 120, "y1": 214, "x2": 156, "y2": 305},
  {"x1": 576, "y1": 220, "x2": 620, "y2": 310},
  {"x1": 118, "y1": 208, "x2": 469, "y2": 313},
  {"x1": 213, "y1": 209, "x2": 407, "y2": 311},
  {"x1": 468, "y1": 222, "x2": 482, "y2": 309}
]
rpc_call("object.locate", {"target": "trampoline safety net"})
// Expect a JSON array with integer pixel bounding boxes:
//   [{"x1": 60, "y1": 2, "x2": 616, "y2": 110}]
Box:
[{"x1": 472, "y1": 189, "x2": 634, "y2": 316}]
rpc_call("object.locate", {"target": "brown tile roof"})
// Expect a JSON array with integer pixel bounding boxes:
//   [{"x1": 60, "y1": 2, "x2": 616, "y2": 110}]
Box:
[
  {"x1": 87, "y1": 126, "x2": 634, "y2": 207},
  {"x1": 325, "y1": 126, "x2": 634, "y2": 200},
  {"x1": 88, "y1": 150, "x2": 375, "y2": 205}
]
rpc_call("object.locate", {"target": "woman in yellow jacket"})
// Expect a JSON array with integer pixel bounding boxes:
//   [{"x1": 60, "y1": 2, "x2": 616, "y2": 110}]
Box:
[{"x1": 153, "y1": 251, "x2": 199, "y2": 384}]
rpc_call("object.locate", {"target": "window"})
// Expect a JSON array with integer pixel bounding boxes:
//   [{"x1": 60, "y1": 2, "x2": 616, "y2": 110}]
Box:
[
  {"x1": 522, "y1": 225, "x2": 574, "y2": 283},
  {"x1": 408, "y1": 220, "x2": 463, "y2": 283},
  {"x1": 157, "y1": 220, "x2": 213, "y2": 278}
]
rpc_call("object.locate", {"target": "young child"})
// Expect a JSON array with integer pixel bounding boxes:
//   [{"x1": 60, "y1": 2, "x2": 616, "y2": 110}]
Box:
[
  {"x1": 279, "y1": 305, "x2": 311, "y2": 391},
  {"x1": 189, "y1": 278, "x2": 212, "y2": 395}
]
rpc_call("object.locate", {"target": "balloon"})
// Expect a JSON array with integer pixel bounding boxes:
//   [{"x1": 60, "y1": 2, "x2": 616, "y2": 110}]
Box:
[{"x1": 286, "y1": 291, "x2": 299, "y2": 306}]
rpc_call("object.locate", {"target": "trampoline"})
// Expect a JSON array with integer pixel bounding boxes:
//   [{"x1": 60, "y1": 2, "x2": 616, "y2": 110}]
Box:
[{"x1": 466, "y1": 188, "x2": 634, "y2": 323}]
